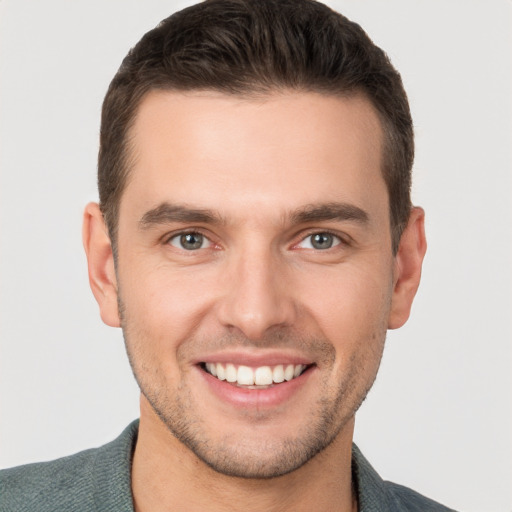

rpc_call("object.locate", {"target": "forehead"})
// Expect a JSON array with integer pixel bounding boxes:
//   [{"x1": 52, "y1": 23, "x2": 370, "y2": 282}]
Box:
[{"x1": 121, "y1": 90, "x2": 386, "y2": 223}]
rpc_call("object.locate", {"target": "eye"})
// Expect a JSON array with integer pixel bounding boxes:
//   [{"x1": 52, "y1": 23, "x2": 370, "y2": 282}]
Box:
[
  {"x1": 298, "y1": 232, "x2": 342, "y2": 250},
  {"x1": 168, "y1": 232, "x2": 211, "y2": 250}
]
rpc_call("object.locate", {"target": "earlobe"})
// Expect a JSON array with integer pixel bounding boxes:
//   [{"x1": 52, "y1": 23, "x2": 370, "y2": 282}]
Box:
[
  {"x1": 388, "y1": 207, "x2": 427, "y2": 330},
  {"x1": 82, "y1": 202, "x2": 121, "y2": 328}
]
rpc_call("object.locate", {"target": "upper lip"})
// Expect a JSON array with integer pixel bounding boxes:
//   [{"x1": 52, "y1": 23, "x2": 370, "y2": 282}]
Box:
[{"x1": 193, "y1": 350, "x2": 314, "y2": 367}]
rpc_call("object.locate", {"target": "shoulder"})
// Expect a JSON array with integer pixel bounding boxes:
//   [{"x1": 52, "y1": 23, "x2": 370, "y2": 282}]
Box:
[
  {"x1": 383, "y1": 481, "x2": 457, "y2": 512},
  {"x1": 0, "y1": 421, "x2": 138, "y2": 512},
  {"x1": 0, "y1": 447, "x2": 99, "y2": 512},
  {"x1": 352, "y1": 444, "x2": 458, "y2": 512}
]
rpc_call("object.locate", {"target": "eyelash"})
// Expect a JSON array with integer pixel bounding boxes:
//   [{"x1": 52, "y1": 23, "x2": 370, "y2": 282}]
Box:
[
  {"x1": 163, "y1": 228, "x2": 349, "y2": 252},
  {"x1": 294, "y1": 229, "x2": 349, "y2": 250},
  {"x1": 164, "y1": 230, "x2": 215, "y2": 250}
]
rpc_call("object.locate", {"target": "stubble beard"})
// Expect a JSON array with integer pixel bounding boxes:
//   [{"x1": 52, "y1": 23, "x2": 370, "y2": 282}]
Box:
[{"x1": 118, "y1": 298, "x2": 386, "y2": 479}]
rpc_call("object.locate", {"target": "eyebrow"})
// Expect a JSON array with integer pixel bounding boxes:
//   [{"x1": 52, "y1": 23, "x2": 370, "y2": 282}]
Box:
[
  {"x1": 290, "y1": 202, "x2": 369, "y2": 225},
  {"x1": 139, "y1": 201, "x2": 369, "y2": 230},
  {"x1": 139, "y1": 203, "x2": 225, "y2": 229}
]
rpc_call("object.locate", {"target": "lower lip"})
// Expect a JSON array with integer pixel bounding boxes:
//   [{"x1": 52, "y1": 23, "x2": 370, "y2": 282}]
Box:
[{"x1": 198, "y1": 366, "x2": 314, "y2": 409}]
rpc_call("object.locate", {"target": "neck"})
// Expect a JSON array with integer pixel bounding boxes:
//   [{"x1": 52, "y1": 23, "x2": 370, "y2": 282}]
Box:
[{"x1": 131, "y1": 400, "x2": 357, "y2": 512}]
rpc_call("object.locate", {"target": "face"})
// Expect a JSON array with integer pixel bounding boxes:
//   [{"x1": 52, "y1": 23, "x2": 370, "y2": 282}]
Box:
[{"x1": 99, "y1": 90, "x2": 404, "y2": 478}]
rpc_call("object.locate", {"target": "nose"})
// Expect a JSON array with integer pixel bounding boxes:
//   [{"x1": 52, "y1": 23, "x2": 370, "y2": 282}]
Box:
[{"x1": 216, "y1": 248, "x2": 297, "y2": 341}]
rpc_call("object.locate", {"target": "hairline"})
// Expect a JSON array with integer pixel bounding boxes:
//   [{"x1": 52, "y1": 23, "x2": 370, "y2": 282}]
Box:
[{"x1": 104, "y1": 85, "x2": 406, "y2": 257}]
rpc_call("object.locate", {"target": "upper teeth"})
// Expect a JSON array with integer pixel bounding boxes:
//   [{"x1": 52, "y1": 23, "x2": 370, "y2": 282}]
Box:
[{"x1": 204, "y1": 363, "x2": 307, "y2": 386}]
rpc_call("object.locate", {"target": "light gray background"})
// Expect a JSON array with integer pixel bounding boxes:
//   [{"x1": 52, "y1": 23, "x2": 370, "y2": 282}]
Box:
[{"x1": 1, "y1": 1, "x2": 511, "y2": 510}]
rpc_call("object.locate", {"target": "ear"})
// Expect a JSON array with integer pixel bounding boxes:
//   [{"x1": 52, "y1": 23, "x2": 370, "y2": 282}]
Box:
[
  {"x1": 388, "y1": 207, "x2": 427, "y2": 330},
  {"x1": 82, "y1": 202, "x2": 121, "y2": 328}
]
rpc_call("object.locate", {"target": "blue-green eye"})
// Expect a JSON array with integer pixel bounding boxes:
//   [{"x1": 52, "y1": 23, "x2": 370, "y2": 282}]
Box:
[
  {"x1": 298, "y1": 232, "x2": 341, "y2": 250},
  {"x1": 169, "y1": 232, "x2": 211, "y2": 250}
]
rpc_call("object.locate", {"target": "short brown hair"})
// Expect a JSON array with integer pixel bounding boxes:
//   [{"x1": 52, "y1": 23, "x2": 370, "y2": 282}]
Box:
[{"x1": 98, "y1": 0, "x2": 413, "y2": 254}]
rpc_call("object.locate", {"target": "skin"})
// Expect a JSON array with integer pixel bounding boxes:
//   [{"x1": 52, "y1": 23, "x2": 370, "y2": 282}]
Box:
[{"x1": 83, "y1": 90, "x2": 426, "y2": 512}]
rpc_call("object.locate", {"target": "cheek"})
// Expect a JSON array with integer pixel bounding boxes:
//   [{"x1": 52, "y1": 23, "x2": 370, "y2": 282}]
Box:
[
  {"x1": 118, "y1": 262, "x2": 217, "y2": 348},
  {"x1": 299, "y1": 263, "x2": 393, "y2": 347}
]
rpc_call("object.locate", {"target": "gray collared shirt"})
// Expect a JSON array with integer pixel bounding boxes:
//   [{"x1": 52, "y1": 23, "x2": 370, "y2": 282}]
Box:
[{"x1": 0, "y1": 420, "x2": 457, "y2": 511}]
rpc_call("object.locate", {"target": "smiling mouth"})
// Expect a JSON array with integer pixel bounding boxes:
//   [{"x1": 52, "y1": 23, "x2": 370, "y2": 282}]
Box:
[{"x1": 201, "y1": 362, "x2": 310, "y2": 388}]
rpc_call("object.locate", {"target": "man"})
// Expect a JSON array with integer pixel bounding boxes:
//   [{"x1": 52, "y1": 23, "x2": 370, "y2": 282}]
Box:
[{"x1": 0, "y1": 0, "x2": 456, "y2": 510}]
